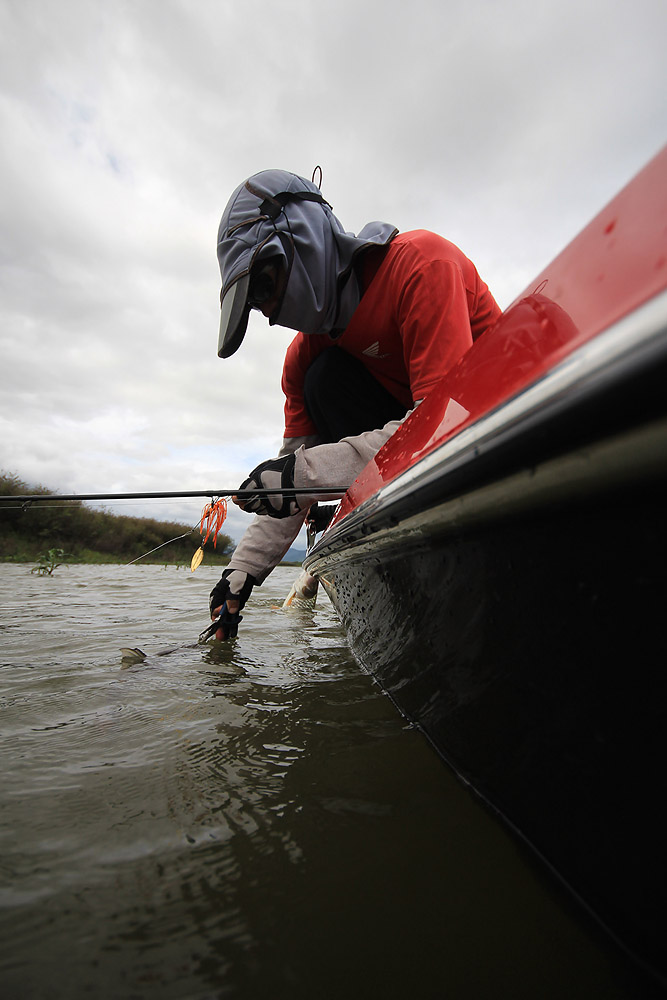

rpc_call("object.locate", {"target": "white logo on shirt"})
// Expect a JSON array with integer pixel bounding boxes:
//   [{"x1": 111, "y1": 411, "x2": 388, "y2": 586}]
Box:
[{"x1": 362, "y1": 341, "x2": 389, "y2": 359}]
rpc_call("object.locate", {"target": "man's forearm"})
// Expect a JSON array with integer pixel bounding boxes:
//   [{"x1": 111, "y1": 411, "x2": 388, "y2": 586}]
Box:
[
  {"x1": 294, "y1": 407, "x2": 418, "y2": 496},
  {"x1": 228, "y1": 409, "x2": 417, "y2": 583},
  {"x1": 227, "y1": 510, "x2": 308, "y2": 584},
  {"x1": 227, "y1": 434, "x2": 320, "y2": 584}
]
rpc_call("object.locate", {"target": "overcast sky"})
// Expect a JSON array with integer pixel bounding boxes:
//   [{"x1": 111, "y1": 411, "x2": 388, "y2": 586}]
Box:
[{"x1": 1, "y1": 0, "x2": 665, "y2": 545}]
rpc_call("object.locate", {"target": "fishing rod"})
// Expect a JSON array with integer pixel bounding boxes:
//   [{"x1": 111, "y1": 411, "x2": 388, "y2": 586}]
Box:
[
  {"x1": 0, "y1": 487, "x2": 348, "y2": 567},
  {"x1": 0, "y1": 488, "x2": 348, "y2": 506}
]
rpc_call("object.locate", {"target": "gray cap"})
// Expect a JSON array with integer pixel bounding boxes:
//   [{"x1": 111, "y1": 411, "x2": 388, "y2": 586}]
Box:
[{"x1": 216, "y1": 169, "x2": 397, "y2": 358}]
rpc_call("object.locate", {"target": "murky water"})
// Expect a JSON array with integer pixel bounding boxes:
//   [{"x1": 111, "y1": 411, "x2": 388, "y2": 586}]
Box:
[{"x1": 0, "y1": 563, "x2": 659, "y2": 998}]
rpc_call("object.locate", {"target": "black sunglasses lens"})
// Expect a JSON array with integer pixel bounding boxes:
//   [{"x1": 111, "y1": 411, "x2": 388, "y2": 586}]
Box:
[{"x1": 248, "y1": 267, "x2": 275, "y2": 306}]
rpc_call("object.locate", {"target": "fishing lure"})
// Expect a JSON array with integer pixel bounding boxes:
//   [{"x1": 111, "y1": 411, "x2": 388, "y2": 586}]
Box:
[{"x1": 191, "y1": 498, "x2": 228, "y2": 572}]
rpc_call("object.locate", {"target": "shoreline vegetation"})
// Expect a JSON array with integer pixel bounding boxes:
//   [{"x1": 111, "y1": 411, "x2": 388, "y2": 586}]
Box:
[{"x1": 0, "y1": 471, "x2": 238, "y2": 568}]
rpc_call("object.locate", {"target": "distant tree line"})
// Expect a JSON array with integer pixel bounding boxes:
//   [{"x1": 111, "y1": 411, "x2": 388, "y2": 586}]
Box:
[{"x1": 0, "y1": 472, "x2": 234, "y2": 565}]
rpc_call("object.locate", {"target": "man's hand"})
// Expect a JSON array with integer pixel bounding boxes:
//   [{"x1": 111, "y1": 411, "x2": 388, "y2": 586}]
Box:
[
  {"x1": 208, "y1": 569, "x2": 256, "y2": 640},
  {"x1": 234, "y1": 453, "x2": 302, "y2": 518}
]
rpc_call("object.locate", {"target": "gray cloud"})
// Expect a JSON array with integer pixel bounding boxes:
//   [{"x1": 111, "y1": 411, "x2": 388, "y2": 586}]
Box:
[{"x1": 1, "y1": 0, "x2": 665, "y2": 546}]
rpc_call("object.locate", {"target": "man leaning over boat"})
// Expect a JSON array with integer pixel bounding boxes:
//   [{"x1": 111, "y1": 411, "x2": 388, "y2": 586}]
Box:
[{"x1": 209, "y1": 168, "x2": 501, "y2": 636}]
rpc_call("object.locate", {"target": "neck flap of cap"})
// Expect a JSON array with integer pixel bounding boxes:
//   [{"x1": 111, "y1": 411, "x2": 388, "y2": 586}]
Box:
[{"x1": 217, "y1": 169, "x2": 398, "y2": 337}]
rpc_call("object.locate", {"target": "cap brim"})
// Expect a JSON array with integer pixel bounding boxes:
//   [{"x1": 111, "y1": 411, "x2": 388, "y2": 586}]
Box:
[{"x1": 218, "y1": 273, "x2": 250, "y2": 358}]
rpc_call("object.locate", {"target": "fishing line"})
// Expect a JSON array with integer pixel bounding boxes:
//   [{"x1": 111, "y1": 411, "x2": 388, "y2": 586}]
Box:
[
  {"x1": 125, "y1": 527, "x2": 199, "y2": 566},
  {"x1": 0, "y1": 503, "x2": 89, "y2": 511},
  {"x1": 0, "y1": 498, "x2": 209, "y2": 514},
  {"x1": 120, "y1": 500, "x2": 231, "y2": 567}
]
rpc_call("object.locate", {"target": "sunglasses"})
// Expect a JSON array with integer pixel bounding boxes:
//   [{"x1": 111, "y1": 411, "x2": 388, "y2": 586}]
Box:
[{"x1": 247, "y1": 261, "x2": 280, "y2": 308}]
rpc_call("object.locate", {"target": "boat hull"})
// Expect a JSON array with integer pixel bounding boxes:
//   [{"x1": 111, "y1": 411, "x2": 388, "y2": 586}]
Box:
[{"x1": 308, "y1": 424, "x2": 667, "y2": 979}]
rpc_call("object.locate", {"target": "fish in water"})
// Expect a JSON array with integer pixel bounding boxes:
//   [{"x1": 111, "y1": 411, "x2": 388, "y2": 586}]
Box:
[
  {"x1": 120, "y1": 644, "x2": 202, "y2": 663},
  {"x1": 120, "y1": 647, "x2": 147, "y2": 666},
  {"x1": 282, "y1": 570, "x2": 318, "y2": 610}
]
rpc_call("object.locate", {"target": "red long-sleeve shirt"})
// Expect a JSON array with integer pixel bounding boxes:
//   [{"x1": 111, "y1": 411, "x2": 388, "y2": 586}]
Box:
[{"x1": 281, "y1": 229, "x2": 500, "y2": 437}]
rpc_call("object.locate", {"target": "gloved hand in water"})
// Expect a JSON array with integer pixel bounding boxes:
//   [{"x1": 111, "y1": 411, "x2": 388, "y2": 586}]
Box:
[
  {"x1": 208, "y1": 568, "x2": 256, "y2": 639},
  {"x1": 235, "y1": 454, "x2": 302, "y2": 518}
]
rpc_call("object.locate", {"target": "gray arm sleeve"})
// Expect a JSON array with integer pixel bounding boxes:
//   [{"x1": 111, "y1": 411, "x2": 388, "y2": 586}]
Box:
[
  {"x1": 294, "y1": 406, "x2": 419, "y2": 499},
  {"x1": 227, "y1": 405, "x2": 418, "y2": 584},
  {"x1": 226, "y1": 435, "x2": 320, "y2": 585}
]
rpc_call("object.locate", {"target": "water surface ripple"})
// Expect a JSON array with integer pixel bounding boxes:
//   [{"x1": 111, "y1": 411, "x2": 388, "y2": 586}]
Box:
[{"x1": 0, "y1": 564, "x2": 658, "y2": 998}]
